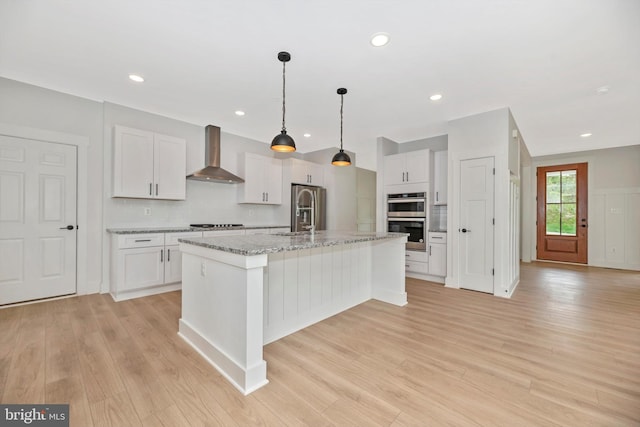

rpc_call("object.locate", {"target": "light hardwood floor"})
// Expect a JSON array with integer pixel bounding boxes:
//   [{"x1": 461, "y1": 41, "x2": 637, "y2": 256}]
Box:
[{"x1": 1, "y1": 262, "x2": 639, "y2": 426}]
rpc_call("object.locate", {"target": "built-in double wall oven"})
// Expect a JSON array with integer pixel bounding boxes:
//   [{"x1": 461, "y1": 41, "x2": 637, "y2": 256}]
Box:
[{"x1": 387, "y1": 192, "x2": 427, "y2": 251}]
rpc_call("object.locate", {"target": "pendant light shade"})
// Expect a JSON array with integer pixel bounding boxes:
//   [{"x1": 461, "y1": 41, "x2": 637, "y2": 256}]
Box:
[
  {"x1": 271, "y1": 51, "x2": 296, "y2": 152},
  {"x1": 332, "y1": 88, "x2": 352, "y2": 166}
]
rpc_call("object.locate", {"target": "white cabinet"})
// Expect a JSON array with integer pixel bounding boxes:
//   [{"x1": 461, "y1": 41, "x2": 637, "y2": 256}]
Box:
[
  {"x1": 110, "y1": 231, "x2": 199, "y2": 301},
  {"x1": 432, "y1": 150, "x2": 448, "y2": 205},
  {"x1": 164, "y1": 232, "x2": 201, "y2": 284},
  {"x1": 237, "y1": 153, "x2": 283, "y2": 204},
  {"x1": 384, "y1": 150, "x2": 430, "y2": 186},
  {"x1": 428, "y1": 232, "x2": 447, "y2": 277},
  {"x1": 289, "y1": 158, "x2": 324, "y2": 186},
  {"x1": 405, "y1": 250, "x2": 428, "y2": 274},
  {"x1": 112, "y1": 125, "x2": 186, "y2": 200}
]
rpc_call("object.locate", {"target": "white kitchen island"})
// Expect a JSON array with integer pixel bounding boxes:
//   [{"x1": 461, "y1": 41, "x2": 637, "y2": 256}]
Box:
[{"x1": 178, "y1": 231, "x2": 408, "y2": 395}]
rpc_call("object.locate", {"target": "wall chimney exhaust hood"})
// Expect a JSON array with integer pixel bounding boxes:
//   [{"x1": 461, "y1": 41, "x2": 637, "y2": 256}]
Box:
[{"x1": 187, "y1": 125, "x2": 244, "y2": 183}]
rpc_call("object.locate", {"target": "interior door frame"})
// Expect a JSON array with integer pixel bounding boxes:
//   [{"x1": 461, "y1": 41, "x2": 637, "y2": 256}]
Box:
[
  {"x1": 0, "y1": 123, "x2": 89, "y2": 298},
  {"x1": 530, "y1": 155, "x2": 594, "y2": 265}
]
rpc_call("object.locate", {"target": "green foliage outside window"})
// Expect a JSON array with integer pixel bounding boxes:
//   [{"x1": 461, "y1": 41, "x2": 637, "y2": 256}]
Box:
[{"x1": 546, "y1": 171, "x2": 577, "y2": 235}]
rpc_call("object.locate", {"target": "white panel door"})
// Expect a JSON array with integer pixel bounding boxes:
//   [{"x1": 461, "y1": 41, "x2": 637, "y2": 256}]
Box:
[
  {"x1": 459, "y1": 157, "x2": 494, "y2": 293},
  {"x1": 0, "y1": 136, "x2": 77, "y2": 305}
]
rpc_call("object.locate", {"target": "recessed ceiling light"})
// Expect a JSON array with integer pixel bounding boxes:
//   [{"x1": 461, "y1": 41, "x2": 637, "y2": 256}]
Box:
[
  {"x1": 370, "y1": 32, "x2": 390, "y2": 47},
  {"x1": 235, "y1": 110, "x2": 245, "y2": 116},
  {"x1": 580, "y1": 133, "x2": 592, "y2": 138},
  {"x1": 128, "y1": 74, "x2": 144, "y2": 83},
  {"x1": 430, "y1": 93, "x2": 443, "y2": 101},
  {"x1": 303, "y1": 133, "x2": 311, "y2": 138},
  {"x1": 596, "y1": 86, "x2": 609, "y2": 95}
]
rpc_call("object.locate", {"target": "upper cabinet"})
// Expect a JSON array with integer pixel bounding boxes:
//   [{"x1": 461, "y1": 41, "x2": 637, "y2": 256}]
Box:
[
  {"x1": 112, "y1": 125, "x2": 186, "y2": 200},
  {"x1": 237, "y1": 153, "x2": 283, "y2": 204},
  {"x1": 383, "y1": 149, "x2": 430, "y2": 186},
  {"x1": 432, "y1": 150, "x2": 448, "y2": 205},
  {"x1": 289, "y1": 158, "x2": 324, "y2": 186}
]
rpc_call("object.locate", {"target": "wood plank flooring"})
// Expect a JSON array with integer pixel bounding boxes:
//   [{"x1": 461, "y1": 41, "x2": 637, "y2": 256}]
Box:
[{"x1": 1, "y1": 261, "x2": 639, "y2": 426}]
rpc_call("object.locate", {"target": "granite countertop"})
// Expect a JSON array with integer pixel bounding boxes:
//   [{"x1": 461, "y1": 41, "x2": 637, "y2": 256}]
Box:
[
  {"x1": 106, "y1": 225, "x2": 289, "y2": 234},
  {"x1": 178, "y1": 231, "x2": 408, "y2": 256}
]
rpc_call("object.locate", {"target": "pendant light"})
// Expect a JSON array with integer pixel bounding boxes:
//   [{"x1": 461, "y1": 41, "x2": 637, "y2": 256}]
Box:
[
  {"x1": 331, "y1": 88, "x2": 352, "y2": 166},
  {"x1": 271, "y1": 51, "x2": 296, "y2": 152}
]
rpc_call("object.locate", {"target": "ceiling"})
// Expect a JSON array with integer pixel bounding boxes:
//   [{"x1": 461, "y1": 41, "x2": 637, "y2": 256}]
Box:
[{"x1": 1, "y1": 0, "x2": 639, "y2": 171}]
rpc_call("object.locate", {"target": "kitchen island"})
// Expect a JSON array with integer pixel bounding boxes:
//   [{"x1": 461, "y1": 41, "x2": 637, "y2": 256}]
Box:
[{"x1": 178, "y1": 231, "x2": 408, "y2": 395}]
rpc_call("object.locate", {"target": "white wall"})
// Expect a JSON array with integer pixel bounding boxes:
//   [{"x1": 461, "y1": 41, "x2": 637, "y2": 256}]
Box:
[
  {"x1": 526, "y1": 145, "x2": 640, "y2": 270},
  {"x1": 447, "y1": 107, "x2": 522, "y2": 297},
  {"x1": 304, "y1": 147, "x2": 357, "y2": 231},
  {"x1": 0, "y1": 77, "x2": 104, "y2": 294},
  {"x1": 103, "y1": 102, "x2": 290, "y2": 228},
  {"x1": 1, "y1": 78, "x2": 368, "y2": 297},
  {"x1": 356, "y1": 168, "x2": 376, "y2": 232}
]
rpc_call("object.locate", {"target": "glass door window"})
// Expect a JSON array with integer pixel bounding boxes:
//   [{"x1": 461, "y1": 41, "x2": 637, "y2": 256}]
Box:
[{"x1": 545, "y1": 170, "x2": 577, "y2": 236}]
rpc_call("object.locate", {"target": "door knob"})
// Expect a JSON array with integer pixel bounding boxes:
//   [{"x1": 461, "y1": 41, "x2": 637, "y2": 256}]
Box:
[
  {"x1": 460, "y1": 228, "x2": 470, "y2": 233},
  {"x1": 60, "y1": 225, "x2": 75, "y2": 230}
]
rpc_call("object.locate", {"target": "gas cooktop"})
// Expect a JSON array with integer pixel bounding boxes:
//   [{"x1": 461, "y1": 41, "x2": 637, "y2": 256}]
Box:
[{"x1": 190, "y1": 224, "x2": 244, "y2": 229}]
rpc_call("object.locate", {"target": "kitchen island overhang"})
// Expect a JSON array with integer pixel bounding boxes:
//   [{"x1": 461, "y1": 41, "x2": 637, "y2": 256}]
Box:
[{"x1": 178, "y1": 231, "x2": 408, "y2": 395}]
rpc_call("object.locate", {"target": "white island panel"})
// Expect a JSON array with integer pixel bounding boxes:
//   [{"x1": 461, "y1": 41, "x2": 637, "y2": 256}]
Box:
[{"x1": 178, "y1": 231, "x2": 407, "y2": 395}]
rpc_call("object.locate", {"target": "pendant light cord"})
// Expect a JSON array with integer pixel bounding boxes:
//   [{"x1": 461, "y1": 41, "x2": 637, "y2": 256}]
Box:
[
  {"x1": 339, "y1": 93, "x2": 344, "y2": 150},
  {"x1": 281, "y1": 61, "x2": 287, "y2": 132}
]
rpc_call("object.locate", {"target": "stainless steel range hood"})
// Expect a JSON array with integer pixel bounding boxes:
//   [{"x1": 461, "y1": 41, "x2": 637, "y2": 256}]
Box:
[{"x1": 187, "y1": 125, "x2": 244, "y2": 183}]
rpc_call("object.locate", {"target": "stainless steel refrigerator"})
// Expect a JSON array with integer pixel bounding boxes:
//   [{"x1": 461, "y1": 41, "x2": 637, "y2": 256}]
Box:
[{"x1": 291, "y1": 184, "x2": 327, "y2": 232}]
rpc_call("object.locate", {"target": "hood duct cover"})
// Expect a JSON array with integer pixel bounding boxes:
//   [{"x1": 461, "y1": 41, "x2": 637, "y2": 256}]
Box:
[{"x1": 187, "y1": 125, "x2": 245, "y2": 183}]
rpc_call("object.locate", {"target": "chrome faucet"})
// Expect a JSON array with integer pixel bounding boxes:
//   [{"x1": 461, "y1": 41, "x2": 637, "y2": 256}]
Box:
[{"x1": 296, "y1": 188, "x2": 316, "y2": 233}]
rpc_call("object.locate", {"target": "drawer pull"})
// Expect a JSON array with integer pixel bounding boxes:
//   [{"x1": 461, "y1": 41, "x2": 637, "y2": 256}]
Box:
[
  {"x1": 135, "y1": 239, "x2": 152, "y2": 242},
  {"x1": 432, "y1": 236, "x2": 443, "y2": 239}
]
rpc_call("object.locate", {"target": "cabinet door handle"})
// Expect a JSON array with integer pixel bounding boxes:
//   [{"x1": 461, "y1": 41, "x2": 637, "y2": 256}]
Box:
[
  {"x1": 160, "y1": 249, "x2": 164, "y2": 262},
  {"x1": 436, "y1": 191, "x2": 439, "y2": 202},
  {"x1": 429, "y1": 245, "x2": 432, "y2": 256},
  {"x1": 149, "y1": 183, "x2": 152, "y2": 195},
  {"x1": 167, "y1": 248, "x2": 170, "y2": 262},
  {"x1": 406, "y1": 171, "x2": 409, "y2": 182},
  {"x1": 266, "y1": 192, "x2": 269, "y2": 202},
  {"x1": 156, "y1": 184, "x2": 158, "y2": 196}
]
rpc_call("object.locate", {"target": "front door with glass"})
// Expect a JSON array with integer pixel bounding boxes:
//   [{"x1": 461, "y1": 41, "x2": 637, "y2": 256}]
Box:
[{"x1": 536, "y1": 162, "x2": 588, "y2": 263}]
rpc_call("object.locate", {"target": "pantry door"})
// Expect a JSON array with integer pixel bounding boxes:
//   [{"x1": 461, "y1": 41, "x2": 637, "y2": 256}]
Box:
[
  {"x1": 536, "y1": 163, "x2": 588, "y2": 264},
  {"x1": 459, "y1": 156, "x2": 495, "y2": 294},
  {"x1": 0, "y1": 135, "x2": 77, "y2": 305}
]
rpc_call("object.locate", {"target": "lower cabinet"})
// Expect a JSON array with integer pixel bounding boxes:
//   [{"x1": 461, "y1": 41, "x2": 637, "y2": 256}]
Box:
[
  {"x1": 405, "y1": 250, "x2": 429, "y2": 274},
  {"x1": 428, "y1": 232, "x2": 447, "y2": 277},
  {"x1": 405, "y1": 233, "x2": 447, "y2": 280},
  {"x1": 110, "y1": 231, "x2": 201, "y2": 301}
]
